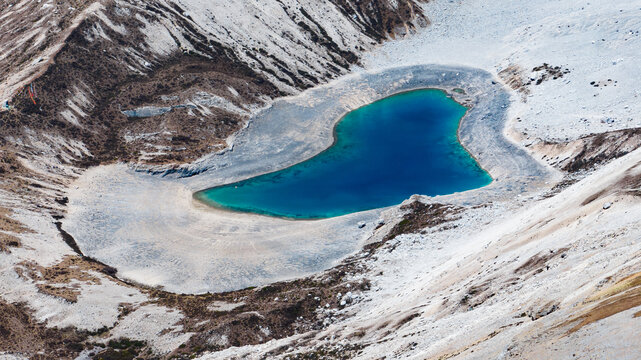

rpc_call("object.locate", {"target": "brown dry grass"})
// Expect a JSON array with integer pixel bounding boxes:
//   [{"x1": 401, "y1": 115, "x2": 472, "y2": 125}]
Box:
[
  {"x1": 588, "y1": 272, "x2": 641, "y2": 303},
  {"x1": 0, "y1": 206, "x2": 31, "y2": 233},
  {"x1": 514, "y1": 248, "x2": 569, "y2": 277},
  {"x1": 383, "y1": 201, "x2": 464, "y2": 242},
  {"x1": 0, "y1": 298, "x2": 88, "y2": 358},
  {"x1": 561, "y1": 271, "x2": 641, "y2": 334},
  {"x1": 498, "y1": 64, "x2": 530, "y2": 100},
  {"x1": 16, "y1": 256, "x2": 104, "y2": 303},
  {"x1": 0, "y1": 231, "x2": 21, "y2": 253},
  {"x1": 0, "y1": 206, "x2": 31, "y2": 253}
]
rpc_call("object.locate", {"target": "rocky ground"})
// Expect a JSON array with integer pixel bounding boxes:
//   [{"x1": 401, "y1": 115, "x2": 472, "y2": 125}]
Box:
[
  {"x1": 2, "y1": 0, "x2": 641, "y2": 359},
  {"x1": 0, "y1": 0, "x2": 430, "y2": 358}
]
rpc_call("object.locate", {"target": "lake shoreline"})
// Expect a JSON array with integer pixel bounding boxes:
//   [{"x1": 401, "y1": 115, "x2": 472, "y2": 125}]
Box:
[
  {"x1": 63, "y1": 65, "x2": 557, "y2": 294},
  {"x1": 195, "y1": 88, "x2": 491, "y2": 219}
]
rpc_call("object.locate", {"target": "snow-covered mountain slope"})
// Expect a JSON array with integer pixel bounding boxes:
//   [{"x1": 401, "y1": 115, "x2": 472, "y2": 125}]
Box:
[
  {"x1": 0, "y1": 0, "x2": 103, "y2": 105},
  {"x1": 0, "y1": 0, "x2": 429, "y2": 358},
  {"x1": 1, "y1": 0, "x2": 427, "y2": 164},
  {"x1": 2, "y1": 0, "x2": 641, "y2": 358},
  {"x1": 209, "y1": 148, "x2": 641, "y2": 359},
  {"x1": 232, "y1": 1, "x2": 641, "y2": 358},
  {"x1": 205, "y1": 0, "x2": 641, "y2": 358},
  {"x1": 365, "y1": 0, "x2": 641, "y2": 143}
]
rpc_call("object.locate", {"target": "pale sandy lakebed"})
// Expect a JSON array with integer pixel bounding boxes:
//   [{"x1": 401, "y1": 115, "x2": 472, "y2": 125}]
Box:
[{"x1": 63, "y1": 65, "x2": 557, "y2": 294}]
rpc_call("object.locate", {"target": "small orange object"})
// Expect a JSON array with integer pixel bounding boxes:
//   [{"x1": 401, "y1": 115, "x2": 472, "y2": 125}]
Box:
[{"x1": 28, "y1": 87, "x2": 36, "y2": 105}]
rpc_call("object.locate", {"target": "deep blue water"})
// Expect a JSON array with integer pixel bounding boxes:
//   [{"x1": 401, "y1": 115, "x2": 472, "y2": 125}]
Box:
[{"x1": 196, "y1": 89, "x2": 492, "y2": 219}]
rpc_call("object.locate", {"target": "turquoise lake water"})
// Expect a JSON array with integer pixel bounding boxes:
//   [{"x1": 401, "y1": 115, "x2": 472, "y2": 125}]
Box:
[{"x1": 196, "y1": 89, "x2": 492, "y2": 219}]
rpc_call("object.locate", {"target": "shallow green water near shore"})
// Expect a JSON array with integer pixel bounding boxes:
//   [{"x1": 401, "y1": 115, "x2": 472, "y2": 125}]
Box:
[{"x1": 196, "y1": 89, "x2": 491, "y2": 219}]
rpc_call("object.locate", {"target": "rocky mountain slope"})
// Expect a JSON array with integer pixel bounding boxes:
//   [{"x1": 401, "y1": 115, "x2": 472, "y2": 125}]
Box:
[
  {"x1": 1, "y1": 0, "x2": 427, "y2": 165},
  {"x1": 0, "y1": 0, "x2": 429, "y2": 358},
  {"x1": 2, "y1": 0, "x2": 641, "y2": 359}
]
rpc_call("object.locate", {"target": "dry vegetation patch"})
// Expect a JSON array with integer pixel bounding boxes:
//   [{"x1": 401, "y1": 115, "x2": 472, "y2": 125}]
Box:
[
  {"x1": 533, "y1": 128, "x2": 641, "y2": 173},
  {"x1": 498, "y1": 64, "x2": 530, "y2": 100},
  {"x1": 0, "y1": 231, "x2": 21, "y2": 253},
  {"x1": 15, "y1": 256, "x2": 112, "y2": 303},
  {"x1": 0, "y1": 299, "x2": 89, "y2": 359},
  {"x1": 0, "y1": 206, "x2": 31, "y2": 253},
  {"x1": 560, "y1": 270, "x2": 641, "y2": 334},
  {"x1": 499, "y1": 63, "x2": 569, "y2": 101},
  {"x1": 383, "y1": 201, "x2": 464, "y2": 242},
  {"x1": 459, "y1": 278, "x2": 496, "y2": 310},
  {"x1": 514, "y1": 248, "x2": 569, "y2": 278},
  {"x1": 0, "y1": 206, "x2": 31, "y2": 234},
  {"x1": 132, "y1": 252, "x2": 373, "y2": 357}
]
